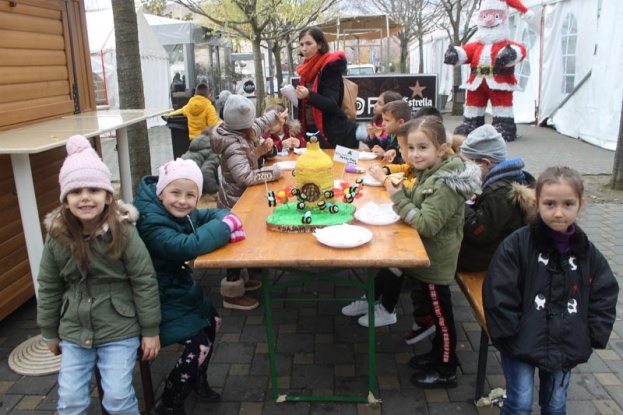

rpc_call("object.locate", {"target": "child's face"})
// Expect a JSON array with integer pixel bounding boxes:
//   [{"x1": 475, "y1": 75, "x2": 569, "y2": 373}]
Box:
[
  {"x1": 381, "y1": 112, "x2": 403, "y2": 135},
  {"x1": 406, "y1": 128, "x2": 446, "y2": 170},
  {"x1": 267, "y1": 117, "x2": 285, "y2": 135},
  {"x1": 373, "y1": 96, "x2": 385, "y2": 115},
  {"x1": 64, "y1": 188, "x2": 112, "y2": 233},
  {"x1": 159, "y1": 179, "x2": 199, "y2": 218},
  {"x1": 537, "y1": 181, "x2": 581, "y2": 232}
]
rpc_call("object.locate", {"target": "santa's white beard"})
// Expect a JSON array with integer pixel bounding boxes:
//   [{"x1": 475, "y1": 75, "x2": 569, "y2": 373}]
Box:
[{"x1": 473, "y1": 23, "x2": 511, "y2": 44}]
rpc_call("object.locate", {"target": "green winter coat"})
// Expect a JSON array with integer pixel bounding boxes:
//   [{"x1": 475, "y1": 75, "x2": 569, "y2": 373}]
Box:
[
  {"x1": 391, "y1": 157, "x2": 481, "y2": 285},
  {"x1": 134, "y1": 175, "x2": 231, "y2": 346},
  {"x1": 37, "y1": 203, "x2": 160, "y2": 349}
]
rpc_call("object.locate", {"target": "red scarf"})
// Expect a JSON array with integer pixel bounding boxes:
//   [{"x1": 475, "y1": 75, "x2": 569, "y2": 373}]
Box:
[{"x1": 296, "y1": 52, "x2": 330, "y2": 85}]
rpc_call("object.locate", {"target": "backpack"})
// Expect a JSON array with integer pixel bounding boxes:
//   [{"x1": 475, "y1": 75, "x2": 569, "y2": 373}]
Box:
[{"x1": 341, "y1": 77, "x2": 358, "y2": 120}]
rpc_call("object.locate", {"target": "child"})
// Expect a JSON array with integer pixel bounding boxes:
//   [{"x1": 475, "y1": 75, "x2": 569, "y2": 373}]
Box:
[
  {"x1": 372, "y1": 100, "x2": 411, "y2": 161},
  {"x1": 458, "y1": 124, "x2": 536, "y2": 272},
  {"x1": 483, "y1": 166, "x2": 618, "y2": 414},
  {"x1": 211, "y1": 94, "x2": 286, "y2": 310},
  {"x1": 392, "y1": 116, "x2": 479, "y2": 389},
  {"x1": 134, "y1": 158, "x2": 244, "y2": 413},
  {"x1": 262, "y1": 103, "x2": 306, "y2": 152},
  {"x1": 362, "y1": 91, "x2": 402, "y2": 150},
  {"x1": 181, "y1": 126, "x2": 220, "y2": 200},
  {"x1": 37, "y1": 135, "x2": 161, "y2": 415},
  {"x1": 167, "y1": 83, "x2": 220, "y2": 140}
]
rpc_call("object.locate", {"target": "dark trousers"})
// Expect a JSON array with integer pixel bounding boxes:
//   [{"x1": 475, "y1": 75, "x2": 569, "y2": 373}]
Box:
[
  {"x1": 373, "y1": 268, "x2": 404, "y2": 313},
  {"x1": 420, "y1": 281, "x2": 458, "y2": 374},
  {"x1": 169, "y1": 318, "x2": 217, "y2": 384}
]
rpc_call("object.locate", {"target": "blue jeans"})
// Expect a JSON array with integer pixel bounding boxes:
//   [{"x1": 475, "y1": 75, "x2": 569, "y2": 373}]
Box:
[
  {"x1": 58, "y1": 337, "x2": 140, "y2": 415},
  {"x1": 500, "y1": 353, "x2": 570, "y2": 415}
]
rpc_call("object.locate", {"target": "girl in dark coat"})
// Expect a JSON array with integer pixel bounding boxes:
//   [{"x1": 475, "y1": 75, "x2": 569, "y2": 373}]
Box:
[
  {"x1": 134, "y1": 159, "x2": 246, "y2": 414},
  {"x1": 483, "y1": 166, "x2": 618, "y2": 415},
  {"x1": 294, "y1": 26, "x2": 365, "y2": 149}
]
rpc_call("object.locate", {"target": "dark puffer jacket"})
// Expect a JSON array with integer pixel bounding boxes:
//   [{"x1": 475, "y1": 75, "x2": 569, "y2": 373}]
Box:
[
  {"x1": 483, "y1": 218, "x2": 618, "y2": 371},
  {"x1": 134, "y1": 175, "x2": 231, "y2": 346},
  {"x1": 181, "y1": 128, "x2": 220, "y2": 195}
]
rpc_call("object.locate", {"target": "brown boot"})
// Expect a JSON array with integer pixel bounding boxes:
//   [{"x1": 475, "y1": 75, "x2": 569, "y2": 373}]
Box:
[
  {"x1": 221, "y1": 278, "x2": 259, "y2": 310},
  {"x1": 222, "y1": 295, "x2": 259, "y2": 310},
  {"x1": 239, "y1": 268, "x2": 262, "y2": 291}
]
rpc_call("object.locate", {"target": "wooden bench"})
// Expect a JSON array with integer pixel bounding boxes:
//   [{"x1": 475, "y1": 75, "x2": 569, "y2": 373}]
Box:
[
  {"x1": 455, "y1": 271, "x2": 489, "y2": 404},
  {"x1": 94, "y1": 350, "x2": 155, "y2": 415}
]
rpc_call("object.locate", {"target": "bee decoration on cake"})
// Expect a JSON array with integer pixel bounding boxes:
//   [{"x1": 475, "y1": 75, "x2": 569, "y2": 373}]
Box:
[
  {"x1": 267, "y1": 190, "x2": 276, "y2": 207},
  {"x1": 301, "y1": 210, "x2": 312, "y2": 224}
]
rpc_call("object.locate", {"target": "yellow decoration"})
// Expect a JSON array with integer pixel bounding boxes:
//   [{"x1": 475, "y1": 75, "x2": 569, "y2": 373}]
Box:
[{"x1": 294, "y1": 139, "x2": 335, "y2": 210}]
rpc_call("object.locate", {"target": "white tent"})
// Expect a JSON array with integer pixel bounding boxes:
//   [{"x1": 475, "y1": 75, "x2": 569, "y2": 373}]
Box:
[
  {"x1": 86, "y1": 10, "x2": 169, "y2": 128},
  {"x1": 409, "y1": 0, "x2": 622, "y2": 151}
]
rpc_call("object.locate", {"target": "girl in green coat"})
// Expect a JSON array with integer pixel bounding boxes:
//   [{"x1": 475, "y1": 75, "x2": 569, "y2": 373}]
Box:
[
  {"x1": 387, "y1": 117, "x2": 481, "y2": 389},
  {"x1": 37, "y1": 135, "x2": 161, "y2": 415}
]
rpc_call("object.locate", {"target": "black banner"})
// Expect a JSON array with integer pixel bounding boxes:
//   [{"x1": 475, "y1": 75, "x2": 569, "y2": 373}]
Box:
[{"x1": 292, "y1": 74, "x2": 437, "y2": 120}]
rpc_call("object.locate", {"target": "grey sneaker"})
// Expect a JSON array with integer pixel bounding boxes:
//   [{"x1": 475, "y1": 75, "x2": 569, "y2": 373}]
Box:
[
  {"x1": 341, "y1": 296, "x2": 369, "y2": 316},
  {"x1": 404, "y1": 323, "x2": 436, "y2": 345},
  {"x1": 358, "y1": 303, "x2": 397, "y2": 327}
]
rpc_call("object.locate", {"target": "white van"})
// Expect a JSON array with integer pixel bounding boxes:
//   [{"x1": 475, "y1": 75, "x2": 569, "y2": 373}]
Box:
[{"x1": 347, "y1": 64, "x2": 375, "y2": 75}]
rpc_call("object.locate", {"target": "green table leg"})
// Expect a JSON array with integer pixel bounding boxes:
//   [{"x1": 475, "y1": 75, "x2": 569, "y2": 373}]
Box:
[{"x1": 262, "y1": 268, "x2": 279, "y2": 400}]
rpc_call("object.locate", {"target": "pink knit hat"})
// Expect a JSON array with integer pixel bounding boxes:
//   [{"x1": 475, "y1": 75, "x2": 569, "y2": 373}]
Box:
[
  {"x1": 59, "y1": 135, "x2": 114, "y2": 202},
  {"x1": 156, "y1": 158, "x2": 204, "y2": 198}
]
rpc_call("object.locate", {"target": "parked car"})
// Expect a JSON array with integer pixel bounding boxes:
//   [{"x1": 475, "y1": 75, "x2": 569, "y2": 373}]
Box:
[{"x1": 347, "y1": 64, "x2": 375, "y2": 75}]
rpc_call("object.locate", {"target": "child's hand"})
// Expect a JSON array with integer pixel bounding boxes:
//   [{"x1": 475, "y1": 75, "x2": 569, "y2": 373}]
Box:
[
  {"x1": 277, "y1": 109, "x2": 289, "y2": 124},
  {"x1": 366, "y1": 124, "x2": 377, "y2": 139},
  {"x1": 257, "y1": 137, "x2": 274, "y2": 156},
  {"x1": 385, "y1": 180, "x2": 404, "y2": 197},
  {"x1": 45, "y1": 338, "x2": 61, "y2": 356},
  {"x1": 367, "y1": 164, "x2": 387, "y2": 182},
  {"x1": 372, "y1": 145, "x2": 385, "y2": 158},
  {"x1": 222, "y1": 214, "x2": 243, "y2": 232},
  {"x1": 383, "y1": 149, "x2": 397, "y2": 163},
  {"x1": 282, "y1": 137, "x2": 300, "y2": 148},
  {"x1": 141, "y1": 336, "x2": 160, "y2": 361}
]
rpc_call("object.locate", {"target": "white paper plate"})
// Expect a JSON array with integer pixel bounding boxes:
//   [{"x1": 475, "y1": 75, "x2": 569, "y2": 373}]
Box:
[
  {"x1": 276, "y1": 161, "x2": 296, "y2": 170},
  {"x1": 293, "y1": 148, "x2": 307, "y2": 155},
  {"x1": 358, "y1": 152, "x2": 378, "y2": 160},
  {"x1": 313, "y1": 224, "x2": 373, "y2": 248},
  {"x1": 361, "y1": 173, "x2": 383, "y2": 187},
  {"x1": 354, "y1": 202, "x2": 400, "y2": 225}
]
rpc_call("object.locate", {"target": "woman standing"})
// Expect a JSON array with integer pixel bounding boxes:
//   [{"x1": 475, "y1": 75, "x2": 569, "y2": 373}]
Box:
[{"x1": 295, "y1": 26, "x2": 364, "y2": 149}]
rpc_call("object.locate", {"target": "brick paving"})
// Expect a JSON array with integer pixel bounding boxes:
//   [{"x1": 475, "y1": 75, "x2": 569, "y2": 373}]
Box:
[{"x1": 0, "y1": 115, "x2": 621, "y2": 414}]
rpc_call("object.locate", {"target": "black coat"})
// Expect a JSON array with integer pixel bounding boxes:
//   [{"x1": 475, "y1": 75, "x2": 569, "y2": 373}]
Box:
[
  {"x1": 483, "y1": 218, "x2": 618, "y2": 371},
  {"x1": 298, "y1": 56, "x2": 358, "y2": 149}
]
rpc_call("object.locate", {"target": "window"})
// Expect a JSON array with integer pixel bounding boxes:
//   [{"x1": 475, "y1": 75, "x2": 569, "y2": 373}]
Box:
[
  {"x1": 516, "y1": 27, "x2": 537, "y2": 91},
  {"x1": 561, "y1": 13, "x2": 578, "y2": 93}
]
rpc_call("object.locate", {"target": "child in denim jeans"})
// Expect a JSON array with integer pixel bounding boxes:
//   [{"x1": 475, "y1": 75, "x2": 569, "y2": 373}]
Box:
[{"x1": 37, "y1": 135, "x2": 161, "y2": 415}]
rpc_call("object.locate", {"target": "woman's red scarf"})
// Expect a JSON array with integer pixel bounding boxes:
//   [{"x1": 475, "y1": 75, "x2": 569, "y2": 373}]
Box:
[{"x1": 296, "y1": 51, "x2": 345, "y2": 144}]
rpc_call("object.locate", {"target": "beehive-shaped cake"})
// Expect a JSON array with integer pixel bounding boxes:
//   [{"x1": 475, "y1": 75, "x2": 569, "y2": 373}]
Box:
[
  {"x1": 294, "y1": 139, "x2": 335, "y2": 209},
  {"x1": 265, "y1": 138, "x2": 356, "y2": 233}
]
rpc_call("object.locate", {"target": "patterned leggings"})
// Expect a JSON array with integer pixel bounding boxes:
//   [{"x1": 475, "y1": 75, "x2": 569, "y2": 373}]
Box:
[{"x1": 169, "y1": 316, "x2": 220, "y2": 384}]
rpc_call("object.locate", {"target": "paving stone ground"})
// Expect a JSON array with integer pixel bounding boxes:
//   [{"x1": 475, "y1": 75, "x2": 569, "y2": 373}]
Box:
[{"x1": 0, "y1": 115, "x2": 621, "y2": 415}]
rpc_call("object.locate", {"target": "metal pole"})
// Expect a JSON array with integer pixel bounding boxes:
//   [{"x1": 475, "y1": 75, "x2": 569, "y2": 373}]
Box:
[{"x1": 386, "y1": 15, "x2": 390, "y2": 72}]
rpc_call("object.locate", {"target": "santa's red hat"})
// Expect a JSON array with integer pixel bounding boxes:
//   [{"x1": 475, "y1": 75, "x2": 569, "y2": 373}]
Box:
[{"x1": 480, "y1": 0, "x2": 529, "y2": 14}]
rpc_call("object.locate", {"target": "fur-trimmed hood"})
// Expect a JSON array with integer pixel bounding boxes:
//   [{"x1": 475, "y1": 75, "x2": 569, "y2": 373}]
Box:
[
  {"x1": 510, "y1": 182, "x2": 537, "y2": 223},
  {"x1": 44, "y1": 199, "x2": 139, "y2": 233},
  {"x1": 435, "y1": 159, "x2": 482, "y2": 199}
]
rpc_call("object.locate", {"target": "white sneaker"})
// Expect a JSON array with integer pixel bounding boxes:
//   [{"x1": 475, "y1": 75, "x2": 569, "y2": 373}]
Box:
[
  {"x1": 341, "y1": 296, "x2": 369, "y2": 316},
  {"x1": 358, "y1": 303, "x2": 397, "y2": 327},
  {"x1": 404, "y1": 324, "x2": 436, "y2": 345}
]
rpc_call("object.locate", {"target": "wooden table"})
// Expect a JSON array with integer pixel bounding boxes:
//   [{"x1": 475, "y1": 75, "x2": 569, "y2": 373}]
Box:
[
  {"x1": 0, "y1": 109, "x2": 169, "y2": 292},
  {"x1": 194, "y1": 150, "x2": 430, "y2": 404}
]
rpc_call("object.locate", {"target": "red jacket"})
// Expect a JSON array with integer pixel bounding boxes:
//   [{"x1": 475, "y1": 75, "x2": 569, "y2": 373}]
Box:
[{"x1": 456, "y1": 40, "x2": 527, "y2": 92}]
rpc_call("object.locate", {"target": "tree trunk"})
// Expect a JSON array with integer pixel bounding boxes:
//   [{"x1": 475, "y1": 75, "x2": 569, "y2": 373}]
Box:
[
  {"x1": 273, "y1": 43, "x2": 283, "y2": 96},
  {"x1": 610, "y1": 97, "x2": 623, "y2": 190},
  {"x1": 252, "y1": 36, "x2": 265, "y2": 115},
  {"x1": 111, "y1": 0, "x2": 151, "y2": 195},
  {"x1": 418, "y1": 34, "x2": 424, "y2": 73},
  {"x1": 399, "y1": 39, "x2": 408, "y2": 74}
]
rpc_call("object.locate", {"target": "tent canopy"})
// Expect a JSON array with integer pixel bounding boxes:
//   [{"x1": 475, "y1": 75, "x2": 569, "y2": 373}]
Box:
[
  {"x1": 317, "y1": 15, "x2": 403, "y2": 41},
  {"x1": 143, "y1": 13, "x2": 195, "y2": 45}
]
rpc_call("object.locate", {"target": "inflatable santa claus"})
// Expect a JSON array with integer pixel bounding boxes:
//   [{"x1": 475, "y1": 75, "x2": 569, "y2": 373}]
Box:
[{"x1": 444, "y1": 0, "x2": 531, "y2": 141}]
